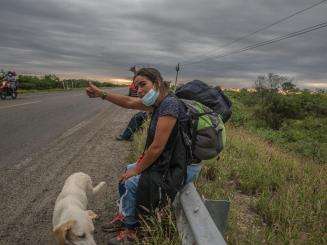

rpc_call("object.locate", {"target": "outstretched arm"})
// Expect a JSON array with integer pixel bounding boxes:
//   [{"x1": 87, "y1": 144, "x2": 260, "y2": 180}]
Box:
[{"x1": 86, "y1": 82, "x2": 151, "y2": 111}]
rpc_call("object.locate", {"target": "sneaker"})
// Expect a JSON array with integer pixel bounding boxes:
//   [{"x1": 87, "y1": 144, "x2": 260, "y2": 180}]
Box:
[
  {"x1": 107, "y1": 228, "x2": 137, "y2": 245},
  {"x1": 115, "y1": 135, "x2": 132, "y2": 141},
  {"x1": 102, "y1": 213, "x2": 125, "y2": 232}
]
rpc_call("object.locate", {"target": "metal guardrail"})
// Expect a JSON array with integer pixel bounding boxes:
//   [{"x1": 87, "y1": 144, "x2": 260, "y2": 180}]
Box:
[{"x1": 174, "y1": 183, "x2": 230, "y2": 245}]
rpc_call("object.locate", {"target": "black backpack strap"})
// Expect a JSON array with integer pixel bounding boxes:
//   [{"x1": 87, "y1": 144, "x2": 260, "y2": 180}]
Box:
[
  {"x1": 143, "y1": 113, "x2": 153, "y2": 152},
  {"x1": 191, "y1": 116, "x2": 198, "y2": 160}
]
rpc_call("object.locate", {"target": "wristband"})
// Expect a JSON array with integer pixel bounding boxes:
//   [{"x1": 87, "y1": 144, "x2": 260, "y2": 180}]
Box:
[
  {"x1": 136, "y1": 153, "x2": 144, "y2": 163},
  {"x1": 134, "y1": 161, "x2": 143, "y2": 174},
  {"x1": 134, "y1": 153, "x2": 145, "y2": 174},
  {"x1": 101, "y1": 91, "x2": 108, "y2": 100}
]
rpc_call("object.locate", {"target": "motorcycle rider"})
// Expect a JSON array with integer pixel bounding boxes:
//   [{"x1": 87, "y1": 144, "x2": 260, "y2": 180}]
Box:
[
  {"x1": 4, "y1": 71, "x2": 18, "y2": 91},
  {"x1": 0, "y1": 70, "x2": 18, "y2": 99}
]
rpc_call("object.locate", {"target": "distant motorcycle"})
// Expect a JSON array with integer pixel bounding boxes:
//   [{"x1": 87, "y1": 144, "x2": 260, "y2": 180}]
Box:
[{"x1": 0, "y1": 80, "x2": 18, "y2": 100}]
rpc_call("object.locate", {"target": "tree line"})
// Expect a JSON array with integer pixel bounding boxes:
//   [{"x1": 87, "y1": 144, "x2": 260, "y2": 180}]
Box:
[{"x1": 17, "y1": 74, "x2": 120, "y2": 90}]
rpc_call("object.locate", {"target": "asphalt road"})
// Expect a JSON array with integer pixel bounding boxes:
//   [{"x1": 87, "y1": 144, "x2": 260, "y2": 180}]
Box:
[
  {"x1": 0, "y1": 88, "x2": 125, "y2": 168},
  {"x1": 0, "y1": 87, "x2": 136, "y2": 245}
]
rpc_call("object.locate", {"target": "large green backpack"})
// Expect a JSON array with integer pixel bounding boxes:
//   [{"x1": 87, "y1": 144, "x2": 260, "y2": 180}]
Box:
[{"x1": 181, "y1": 99, "x2": 226, "y2": 162}]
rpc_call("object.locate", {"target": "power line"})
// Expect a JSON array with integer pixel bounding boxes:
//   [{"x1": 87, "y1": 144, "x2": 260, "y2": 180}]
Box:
[
  {"x1": 182, "y1": 0, "x2": 327, "y2": 66},
  {"x1": 203, "y1": 21, "x2": 327, "y2": 61},
  {"x1": 181, "y1": 21, "x2": 327, "y2": 69}
]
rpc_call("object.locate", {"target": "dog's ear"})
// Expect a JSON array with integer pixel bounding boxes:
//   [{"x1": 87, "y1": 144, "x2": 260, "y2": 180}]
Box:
[
  {"x1": 87, "y1": 210, "x2": 98, "y2": 220},
  {"x1": 53, "y1": 220, "x2": 76, "y2": 245}
]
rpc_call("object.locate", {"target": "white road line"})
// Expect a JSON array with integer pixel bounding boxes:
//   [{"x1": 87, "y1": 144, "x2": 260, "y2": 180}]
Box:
[
  {"x1": 72, "y1": 93, "x2": 84, "y2": 96},
  {"x1": 58, "y1": 108, "x2": 108, "y2": 140},
  {"x1": 59, "y1": 120, "x2": 90, "y2": 139},
  {"x1": 59, "y1": 108, "x2": 108, "y2": 140},
  {"x1": 0, "y1": 100, "x2": 42, "y2": 110}
]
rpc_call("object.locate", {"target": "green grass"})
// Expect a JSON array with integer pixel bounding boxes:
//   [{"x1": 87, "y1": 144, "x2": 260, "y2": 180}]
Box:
[
  {"x1": 136, "y1": 205, "x2": 181, "y2": 245},
  {"x1": 128, "y1": 124, "x2": 326, "y2": 244},
  {"x1": 197, "y1": 126, "x2": 326, "y2": 244},
  {"x1": 228, "y1": 91, "x2": 327, "y2": 164}
]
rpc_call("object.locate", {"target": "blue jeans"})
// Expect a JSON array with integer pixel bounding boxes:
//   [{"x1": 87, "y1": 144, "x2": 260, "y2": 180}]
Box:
[
  {"x1": 118, "y1": 163, "x2": 202, "y2": 228},
  {"x1": 185, "y1": 164, "x2": 202, "y2": 184}
]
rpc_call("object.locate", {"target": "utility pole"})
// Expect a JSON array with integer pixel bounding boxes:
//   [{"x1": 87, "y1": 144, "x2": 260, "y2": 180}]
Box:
[{"x1": 175, "y1": 63, "x2": 180, "y2": 89}]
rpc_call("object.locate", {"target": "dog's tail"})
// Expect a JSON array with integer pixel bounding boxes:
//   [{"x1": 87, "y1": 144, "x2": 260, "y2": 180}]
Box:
[{"x1": 93, "y1": 181, "x2": 106, "y2": 194}]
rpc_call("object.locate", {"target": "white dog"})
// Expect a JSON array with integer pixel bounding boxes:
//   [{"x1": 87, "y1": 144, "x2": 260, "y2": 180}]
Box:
[{"x1": 53, "y1": 172, "x2": 106, "y2": 245}]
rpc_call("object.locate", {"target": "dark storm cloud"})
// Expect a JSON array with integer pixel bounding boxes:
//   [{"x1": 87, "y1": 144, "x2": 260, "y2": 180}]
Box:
[{"x1": 0, "y1": 0, "x2": 326, "y2": 87}]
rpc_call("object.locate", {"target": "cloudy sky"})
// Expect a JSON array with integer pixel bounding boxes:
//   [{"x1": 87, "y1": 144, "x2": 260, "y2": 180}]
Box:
[{"x1": 1, "y1": 0, "x2": 326, "y2": 88}]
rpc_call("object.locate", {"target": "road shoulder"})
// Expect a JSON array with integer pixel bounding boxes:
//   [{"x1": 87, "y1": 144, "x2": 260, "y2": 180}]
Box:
[{"x1": 0, "y1": 104, "x2": 135, "y2": 245}]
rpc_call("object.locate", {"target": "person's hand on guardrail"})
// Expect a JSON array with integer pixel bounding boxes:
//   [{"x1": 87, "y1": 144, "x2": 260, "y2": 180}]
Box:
[{"x1": 86, "y1": 82, "x2": 102, "y2": 98}]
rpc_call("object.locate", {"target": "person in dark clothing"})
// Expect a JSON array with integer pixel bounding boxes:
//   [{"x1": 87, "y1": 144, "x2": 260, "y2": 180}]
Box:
[
  {"x1": 116, "y1": 111, "x2": 148, "y2": 141},
  {"x1": 128, "y1": 65, "x2": 139, "y2": 97},
  {"x1": 86, "y1": 68, "x2": 197, "y2": 244},
  {"x1": 128, "y1": 79, "x2": 138, "y2": 97},
  {"x1": 116, "y1": 66, "x2": 146, "y2": 141},
  {"x1": 4, "y1": 71, "x2": 18, "y2": 90},
  {"x1": 116, "y1": 66, "x2": 147, "y2": 141}
]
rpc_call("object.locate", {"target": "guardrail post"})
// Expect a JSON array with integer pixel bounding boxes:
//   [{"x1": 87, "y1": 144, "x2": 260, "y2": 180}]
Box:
[
  {"x1": 174, "y1": 183, "x2": 229, "y2": 245},
  {"x1": 204, "y1": 199, "x2": 230, "y2": 234}
]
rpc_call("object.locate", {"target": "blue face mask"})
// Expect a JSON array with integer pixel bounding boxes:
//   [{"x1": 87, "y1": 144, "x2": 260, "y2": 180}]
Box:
[{"x1": 142, "y1": 88, "x2": 159, "y2": 106}]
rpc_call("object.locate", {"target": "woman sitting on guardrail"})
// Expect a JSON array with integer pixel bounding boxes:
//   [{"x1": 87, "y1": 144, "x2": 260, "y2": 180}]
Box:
[{"x1": 86, "y1": 68, "x2": 200, "y2": 244}]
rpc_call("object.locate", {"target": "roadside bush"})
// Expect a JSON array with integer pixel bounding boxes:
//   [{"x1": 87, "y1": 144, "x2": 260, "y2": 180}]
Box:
[
  {"x1": 281, "y1": 117, "x2": 327, "y2": 162},
  {"x1": 299, "y1": 91, "x2": 327, "y2": 116},
  {"x1": 18, "y1": 75, "x2": 60, "y2": 90},
  {"x1": 17, "y1": 75, "x2": 119, "y2": 90},
  {"x1": 239, "y1": 89, "x2": 258, "y2": 106},
  {"x1": 229, "y1": 99, "x2": 250, "y2": 127},
  {"x1": 230, "y1": 87, "x2": 326, "y2": 163},
  {"x1": 253, "y1": 93, "x2": 303, "y2": 130},
  {"x1": 252, "y1": 90, "x2": 327, "y2": 130},
  {"x1": 19, "y1": 82, "x2": 37, "y2": 90}
]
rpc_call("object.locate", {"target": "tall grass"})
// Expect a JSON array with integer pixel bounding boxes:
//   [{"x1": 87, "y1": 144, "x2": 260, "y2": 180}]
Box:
[
  {"x1": 127, "y1": 115, "x2": 326, "y2": 244},
  {"x1": 136, "y1": 204, "x2": 181, "y2": 245},
  {"x1": 197, "y1": 126, "x2": 326, "y2": 244}
]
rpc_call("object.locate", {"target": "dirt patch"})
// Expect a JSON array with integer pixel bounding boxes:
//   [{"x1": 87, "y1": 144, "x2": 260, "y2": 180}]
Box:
[
  {"x1": 0, "y1": 104, "x2": 135, "y2": 245},
  {"x1": 225, "y1": 189, "x2": 267, "y2": 244},
  {"x1": 232, "y1": 192, "x2": 261, "y2": 232}
]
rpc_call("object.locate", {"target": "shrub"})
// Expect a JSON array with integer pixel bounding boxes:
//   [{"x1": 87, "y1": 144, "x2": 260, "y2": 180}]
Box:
[
  {"x1": 17, "y1": 75, "x2": 119, "y2": 90},
  {"x1": 229, "y1": 99, "x2": 250, "y2": 127}
]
